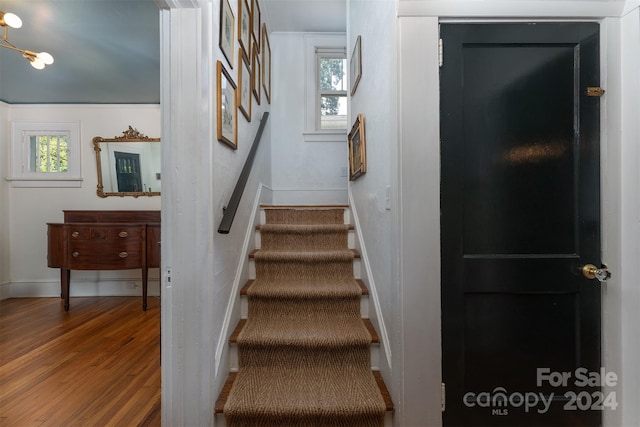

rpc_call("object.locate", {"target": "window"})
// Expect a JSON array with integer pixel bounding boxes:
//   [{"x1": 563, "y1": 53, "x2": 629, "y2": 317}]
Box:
[
  {"x1": 303, "y1": 34, "x2": 347, "y2": 142},
  {"x1": 317, "y1": 49, "x2": 347, "y2": 130},
  {"x1": 29, "y1": 134, "x2": 69, "y2": 173},
  {"x1": 9, "y1": 122, "x2": 81, "y2": 187}
]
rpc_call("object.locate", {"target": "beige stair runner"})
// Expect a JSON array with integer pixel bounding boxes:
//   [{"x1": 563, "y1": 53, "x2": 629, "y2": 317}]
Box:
[{"x1": 222, "y1": 208, "x2": 387, "y2": 427}]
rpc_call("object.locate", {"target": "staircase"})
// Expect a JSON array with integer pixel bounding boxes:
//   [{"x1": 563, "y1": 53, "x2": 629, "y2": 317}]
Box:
[{"x1": 215, "y1": 205, "x2": 393, "y2": 426}]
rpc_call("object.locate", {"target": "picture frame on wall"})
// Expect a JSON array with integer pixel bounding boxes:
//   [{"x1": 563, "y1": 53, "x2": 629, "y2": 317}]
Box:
[
  {"x1": 251, "y1": 42, "x2": 261, "y2": 105},
  {"x1": 261, "y1": 23, "x2": 271, "y2": 104},
  {"x1": 238, "y1": 49, "x2": 252, "y2": 121},
  {"x1": 350, "y1": 35, "x2": 362, "y2": 96},
  {"x1": 348, "y1": 113, "x2": 366, "y2": 181},
  {"x1": 238, "y1": 0, "x2": 251, "y2": 63},
  {"x1": 217, "y1": 61, "x2": 237, "y2": 149},
  {"x1": 251, "y1": 0, "x2": 261, "y2": 53},
  {"x1": 219, "y1": 0, "x2": 235, "y2": 68}
]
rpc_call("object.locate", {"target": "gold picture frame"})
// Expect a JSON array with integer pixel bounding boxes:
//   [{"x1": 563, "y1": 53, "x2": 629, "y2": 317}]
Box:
[
  {"x1": 350, "y1": 35, "x2": 362, "y2": 96},
  {"x1": 238, "y1": 0, "x2": 251, "y2": 64},
  {"x1": 251, "y1": 0, "x2": 261, "y2": 53},
  {"x1": 348, "y1": 114, "x2": 366, "y2": 181},
  {"x1": 217, "y1": 61, "x2": 237, "y2": 149},
  {"x1": 219, "y1": 0, "x2": 235, "y2": 68},
  {"x1": 238, "y1": 48, "x2": 252, "y2": 121},
  {"x1": 251, "y1": 42, "x2": 261, "y2": 105},
  {"x1": 261, "y1": 23, "x2": 271, "y2": 104}
]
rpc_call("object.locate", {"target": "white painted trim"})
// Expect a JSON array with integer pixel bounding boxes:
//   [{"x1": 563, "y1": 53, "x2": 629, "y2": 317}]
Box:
[
  {"x1": 398, "y1": 1, "x2": 629, "y2": 18},
  {"x1": 0, "y1": 281, "x2": 10, "y2": 300},
  {"x1": 348, "y1": 189, "x2": 392, "y2": 371},
  {"x1": 214, "y1": 183, "x2": 264, "y2": 377}
]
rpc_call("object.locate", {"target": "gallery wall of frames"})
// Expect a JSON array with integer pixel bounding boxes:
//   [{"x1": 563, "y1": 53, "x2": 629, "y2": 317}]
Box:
[{"x1": 217, "y1": 0, "x2": 271, "y2": 150}]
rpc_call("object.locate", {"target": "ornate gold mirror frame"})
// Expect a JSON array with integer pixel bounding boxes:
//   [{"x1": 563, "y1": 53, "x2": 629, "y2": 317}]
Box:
[{"x1": 93, "y1": 126, "x2": 161, "y2": 198}]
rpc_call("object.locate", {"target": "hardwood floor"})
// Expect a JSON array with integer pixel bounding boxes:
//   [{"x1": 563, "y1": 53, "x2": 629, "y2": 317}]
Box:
[{"x1": 0, "y1": 297, "x2": 160, "y2": 426}]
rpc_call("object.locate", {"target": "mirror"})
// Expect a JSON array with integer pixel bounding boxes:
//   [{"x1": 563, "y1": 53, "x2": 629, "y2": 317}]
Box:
[{"x1": 93, "y1": 126, "x2": 161, "y2": 198}]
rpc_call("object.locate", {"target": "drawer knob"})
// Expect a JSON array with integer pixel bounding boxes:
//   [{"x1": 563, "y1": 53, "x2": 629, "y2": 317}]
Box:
[
  {"x1": 119, "y1": 252, "x2": 128, "y2": 258},
  {"x1": 118, "y1": 231, "x2": 129, "y2": 238},
  {"x1": 72, "y1": 231, "x2": 79, "y2": 238},
  {"x1": 72, "y1": 252, "x2": 79, "y2": 257}
]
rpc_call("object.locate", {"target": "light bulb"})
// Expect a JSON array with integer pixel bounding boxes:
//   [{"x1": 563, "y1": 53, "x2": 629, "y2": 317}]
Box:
[
  {"x1": 37, "y1": 52, "x2": 54, "y2": 65},
  {"x1": 2, "y1": 12, "x2": 22, "y2": 29},
  {"x1": 30, "y1": 57, "x2": 45, "y2": 70}
]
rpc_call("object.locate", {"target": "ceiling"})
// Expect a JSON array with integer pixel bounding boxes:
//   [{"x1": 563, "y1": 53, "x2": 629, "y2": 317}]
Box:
[{"x1": 0, "y1": 0, "x2": 345, "y2": 105}]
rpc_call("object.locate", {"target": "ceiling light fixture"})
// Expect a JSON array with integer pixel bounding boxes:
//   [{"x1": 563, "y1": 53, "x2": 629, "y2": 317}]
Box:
[{"x1": 0, "y1": 11, "x2": 54, "y2": 70}]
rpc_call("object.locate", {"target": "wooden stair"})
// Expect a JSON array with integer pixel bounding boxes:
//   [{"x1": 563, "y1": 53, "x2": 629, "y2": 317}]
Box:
[{"x1": 214, "y1": 205, "x2": 393, "y2": 426}]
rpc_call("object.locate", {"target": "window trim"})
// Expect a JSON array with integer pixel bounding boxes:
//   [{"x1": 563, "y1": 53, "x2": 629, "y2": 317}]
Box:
[
  {"x1": 303, "y1": 33, "x2": 347, "y2": 143},
  {"x1": 8, "y1": 121, "x2": 82, "y2": 188}
]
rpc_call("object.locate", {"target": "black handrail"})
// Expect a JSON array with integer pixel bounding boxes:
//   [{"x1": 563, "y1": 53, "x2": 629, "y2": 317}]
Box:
[{"x1": 218, "y1": 112, "x2": 270, "y2": 234}]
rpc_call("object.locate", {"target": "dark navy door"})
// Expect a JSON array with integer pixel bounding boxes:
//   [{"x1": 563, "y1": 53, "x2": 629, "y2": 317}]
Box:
[{"x1": 441, "y1": 23, "x2": 603, "y2": 426}]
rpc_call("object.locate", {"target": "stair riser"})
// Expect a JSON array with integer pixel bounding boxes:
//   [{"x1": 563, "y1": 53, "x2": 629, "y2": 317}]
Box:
[
  {"x1": 215, "y1": 406, "x2": 392, "y2": 427},
  {"x1": 260, "y1": 208, "x2": 351, "y2": 226},
  {"x1": 249, "y1": 258, "x2": 362, "y2": 280},
  {"x1": 255, "y1": 229, "x2": 355, "y2": 249},
  {"x1": 241, "y1": 292, "x2": 369, "y2": 319},
  {"x1": 228, "y1": 342, "x2": 380, "y2": 372}
]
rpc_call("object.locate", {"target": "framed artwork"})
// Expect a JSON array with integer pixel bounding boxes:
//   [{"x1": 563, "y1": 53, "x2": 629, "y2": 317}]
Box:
[
  {"x1": 350, "y1": 35, "x2": 362, "y2": 96},
  {"x1": 251, "y1": 42, "x2": 261, "y2": 105},
  {"x1": 348, "y1": 113, "x2": 366, "y2": 181},
  {"x1": 251, "y1": 0, "x2": 261, "y2": 53},
  {"x1": 217, "y1": 61, "x2": 237, "y2": 149},
  {"x1": 238, "y1": 48, "x2": 252, "y2": 121},
  {"x1": 261, "y1": 23, "x2": 271, "y2": 104},
  {"x1": 238, "y1": 0, "x2": 251, "y2": 64},
  {"x1": 219, "y1": 0, "x2": 235, "y2": 68}
]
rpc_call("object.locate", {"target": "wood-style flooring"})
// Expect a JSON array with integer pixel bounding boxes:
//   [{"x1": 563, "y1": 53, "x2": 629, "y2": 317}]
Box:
[{"x1": 0, "y1": 296, "x2": 160, "y2": 426}]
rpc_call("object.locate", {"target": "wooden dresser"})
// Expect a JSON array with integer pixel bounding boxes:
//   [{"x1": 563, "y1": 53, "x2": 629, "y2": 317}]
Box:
[{"x1": 47, "y1": 210, "x2": 160, "y2": 311}]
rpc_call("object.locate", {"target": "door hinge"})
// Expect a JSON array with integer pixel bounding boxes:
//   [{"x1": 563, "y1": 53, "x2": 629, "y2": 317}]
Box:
[
  {"x1": 441, "y1": 382, "x2": 446, "y2": 412},
  {"x1": 438, "y1": 39, "x2": 443, "y2": 67},
  {"x1": 586, "y1": 87, "x2": 605, "y2": 97}
]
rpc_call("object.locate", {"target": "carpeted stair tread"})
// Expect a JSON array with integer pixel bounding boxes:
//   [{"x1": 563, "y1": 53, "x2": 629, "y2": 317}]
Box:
[
  {"x1": 237, "y1": 314, "x2": 372, "y2": 347},
  {"x1": 224, "y1": 359, "x2": 386, "y2": 424},
  {"x1": 259, "y1": 224, "x2": 351, "y2": 251},
  {"x1": 246, "y1": 277, "x2": 362, "y2": 299}
]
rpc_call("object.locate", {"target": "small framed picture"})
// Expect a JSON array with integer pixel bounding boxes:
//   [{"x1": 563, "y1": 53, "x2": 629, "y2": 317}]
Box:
[
  {"x1": 219, "y1": 0, "x2": 235, "y2": 68},
  {"x1": 238, "y1": 49, "x2": 251, "y2": 121},
  {"x1": 251, "y1": 0, "x2": 261, "y2": 53},
  {"x1": 348, "y1": 113, "x2": 366, "y2": 181},
  {"x1": 350, "y1": 35, "x2": 362, "y2": 96},
  {"x1": 261, "y1": 24, "x2": 271, "y2": 104},
  {"x1": 217, "y1": 61, "x2": 237, "y2": 149},
  {"x1": 251, "y1": 42, "x2": 261, "y2": 105},
  {"x1": 238, "y1": 0, "x2": 251, "y2": 64}
]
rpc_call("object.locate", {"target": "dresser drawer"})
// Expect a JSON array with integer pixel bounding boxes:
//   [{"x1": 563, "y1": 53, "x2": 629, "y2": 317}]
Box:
[
  {"x1": 68, "y1": 241, "x2": 143, "y2": 270},
  {"x1": 68, "y1": 225, "x2": 144, "y2": 241}
]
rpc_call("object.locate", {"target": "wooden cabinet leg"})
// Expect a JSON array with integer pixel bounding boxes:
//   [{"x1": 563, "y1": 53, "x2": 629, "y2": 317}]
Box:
[
  {"x1": 61, "y1": 269, "x2": 71, "y2": 311},
  {"x1": 142, "y1": 267, "x2": 148, "y2": 311}
]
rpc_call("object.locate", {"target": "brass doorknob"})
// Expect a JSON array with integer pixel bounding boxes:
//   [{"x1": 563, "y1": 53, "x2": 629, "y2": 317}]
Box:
[{"x1": 582, "y1": 264, "x2": 611, "y2": 282}]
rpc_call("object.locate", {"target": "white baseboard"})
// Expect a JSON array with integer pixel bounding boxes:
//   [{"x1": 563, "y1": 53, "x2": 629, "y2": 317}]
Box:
[
  {"x1": 348, "y1": 190, "x2": 393, "y2": 372},
  {"x1": 2, "y1": 279, "x2": 160, "y2": 299},
  {"x1": 0, "y1": 281, "x2": 11, "y2": 300}
]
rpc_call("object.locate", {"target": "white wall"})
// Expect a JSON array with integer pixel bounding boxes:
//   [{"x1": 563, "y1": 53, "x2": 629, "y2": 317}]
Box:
[
  {"x1": 270, "y1": 32, "x2": 349, "y2": 205},
  {"x1": 0, "y1": 104, "x2": 160, "y2": 299},
  {"x1": 346, "y1": 0, "x2": 400, "y2": 415},
  {"x1": 157, "y1": 1, "x2": 272, "y2": 425},
  {"x1": 0, "y1": 102, "x2": 10, "y2": 297}
]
